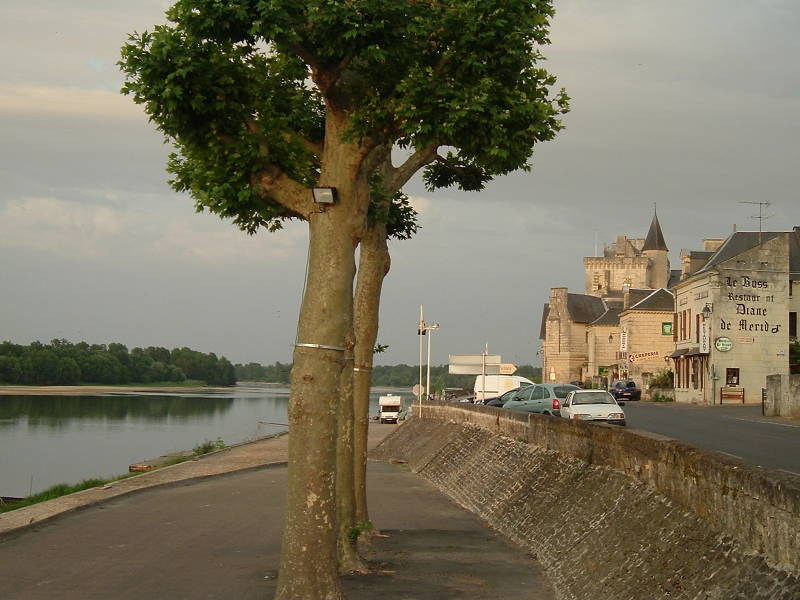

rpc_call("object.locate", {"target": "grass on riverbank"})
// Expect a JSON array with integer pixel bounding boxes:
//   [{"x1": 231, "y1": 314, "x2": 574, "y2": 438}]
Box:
[
  {"x1": 0, "y1": 474, "x2": 137, "y2": 513},
  {"x1": 0, "y1": 438, "x2": 227, "y2": 514}
]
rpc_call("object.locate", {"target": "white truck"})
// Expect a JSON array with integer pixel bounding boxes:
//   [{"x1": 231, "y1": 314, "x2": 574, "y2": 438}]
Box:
[
  {"x1": 474, "y1": 375, "x2": 534, "y2": 402},
  {"x1": 378, "y1": 394, "x2": 403, "y2": 423}
]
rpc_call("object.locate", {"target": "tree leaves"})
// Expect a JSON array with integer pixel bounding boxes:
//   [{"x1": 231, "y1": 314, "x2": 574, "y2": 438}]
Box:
[{"x1": 120, "y1": 0, "x2": 568, "y2": 234}]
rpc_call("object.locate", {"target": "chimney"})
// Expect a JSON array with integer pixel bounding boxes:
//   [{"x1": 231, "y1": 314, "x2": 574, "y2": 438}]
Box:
[{"x1": 703, "y1": 238, "x2": 724, "y2": 252}]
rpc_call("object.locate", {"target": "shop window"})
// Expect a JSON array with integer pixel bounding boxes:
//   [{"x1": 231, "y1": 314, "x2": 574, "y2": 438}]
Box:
[
  {"x1": 691, "y1": 359, "x2": 699, "y2": 390},
  {"x1": 726, "y1": 368, "x2": 740, "y2": 386}
]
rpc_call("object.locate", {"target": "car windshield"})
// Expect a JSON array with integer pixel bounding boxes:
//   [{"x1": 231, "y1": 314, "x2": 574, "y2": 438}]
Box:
[
  {"x1": 380, "y1": 405, "x2": 399, "y2": 412},
  {"x1": 572, "y1": 392, "x2": 616, "y2": 405},
  {"x1": 553, "y1": 385, "x2": 579, "y2": 398}
]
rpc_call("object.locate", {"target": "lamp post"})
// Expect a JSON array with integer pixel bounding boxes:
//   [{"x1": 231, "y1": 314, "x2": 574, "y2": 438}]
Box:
[
  {"x1": 418, "y1": 305, "x2": 425, "y2": 408},
  {"x1": 416, "y1": 305, "x2": 440, "y2": 418},
  {"x1": 425, "y1": 322, "x2": 440, "y2": 403}
]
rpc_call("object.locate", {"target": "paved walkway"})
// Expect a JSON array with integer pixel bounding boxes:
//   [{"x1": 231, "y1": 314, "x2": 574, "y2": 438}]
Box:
[{"x1": 0, "y1": 423, "x2": 554, "y2": 599}]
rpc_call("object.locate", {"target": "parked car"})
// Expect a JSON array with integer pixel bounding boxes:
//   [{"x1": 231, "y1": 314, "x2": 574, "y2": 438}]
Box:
[
  {"x1": 610, "y1": 379, "x2": 641, "y2": 401},
  {"x1": 569, "y1": 380, "x2": 586, "y2": 389},
  {"x1": 474, "y1": 375, "x2": 534, "y2": 402},
  {"x1": 560, "y1": 389, "x2": 626, "y2": 426},
  {"x1": 484, "y1": 387, "x2": 523, "y2": 407},
  {"x1": 502, "y1": 383, "x2": 579, "y2": 416}
]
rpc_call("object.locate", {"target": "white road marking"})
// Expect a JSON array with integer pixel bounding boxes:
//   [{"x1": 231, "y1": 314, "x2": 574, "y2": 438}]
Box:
[
  {"x1": 716, "y1": 451, "x2": 743, "y2": 460},
  {"x1": 726, "y1": 417, "x2": 800, "y2": 429}
]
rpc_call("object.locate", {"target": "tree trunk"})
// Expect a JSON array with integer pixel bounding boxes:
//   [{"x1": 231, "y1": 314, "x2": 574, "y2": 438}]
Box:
[
  {"x1": 352, "y1": 222, "x2": 390, "y2": 527},
  {"x1": 275, "y1": 118, "x2": 368, "y2": 599},
  {"x1": 335, "y1": 326, "x2": 368, "y2": 572}
]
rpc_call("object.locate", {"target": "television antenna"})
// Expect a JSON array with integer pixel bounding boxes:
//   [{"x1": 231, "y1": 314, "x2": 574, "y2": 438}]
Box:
[{"x1": 739, "y1": 200, "x2": 773, "y2": 244}]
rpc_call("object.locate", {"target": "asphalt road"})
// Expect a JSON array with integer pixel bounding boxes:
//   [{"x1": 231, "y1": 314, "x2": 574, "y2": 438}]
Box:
[
  {"x1": 0, "y1": 461, "x2": 554, "y2": 600},
  {"x1": 622, "y1": 402, "x2": 800, "y2": 474}
]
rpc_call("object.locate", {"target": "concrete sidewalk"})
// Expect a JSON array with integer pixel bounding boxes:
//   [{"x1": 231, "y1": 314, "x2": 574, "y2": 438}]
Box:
[{"x1": 0, "y1": 423, "x2": 554, "y2": 599}]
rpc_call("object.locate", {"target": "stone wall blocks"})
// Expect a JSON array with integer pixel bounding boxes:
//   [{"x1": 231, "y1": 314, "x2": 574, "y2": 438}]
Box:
[{"x1": 375, "y1": 402, "x2": 800, "y2": 593}]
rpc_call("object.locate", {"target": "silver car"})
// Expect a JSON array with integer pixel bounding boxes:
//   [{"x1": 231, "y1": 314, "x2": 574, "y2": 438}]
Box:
[{"x1": 502, "y1": 383, "x2": 579, "y2": 416}]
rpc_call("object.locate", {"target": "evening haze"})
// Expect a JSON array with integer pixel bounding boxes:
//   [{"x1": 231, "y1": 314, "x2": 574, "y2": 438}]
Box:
[{"x1": 1, "y1": 1, "x2": 799, "y2": 368}]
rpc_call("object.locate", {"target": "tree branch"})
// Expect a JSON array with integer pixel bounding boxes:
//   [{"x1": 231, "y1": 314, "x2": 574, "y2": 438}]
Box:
[
  {"x1": 295, "y1": 135, "x2": 323, "y2": 162},
  {"x1": 253, "y1": 166, "x2": 314, "y2": 220},
  {"x1": 386, "y1": 143, "x2": 440, "y2": 193},
  {"x1": 244, "y1": 115, "x2": 271, "y2": 159},
  {"x1": 362, "y1": 144, "x2": 392, "y2": 179}
]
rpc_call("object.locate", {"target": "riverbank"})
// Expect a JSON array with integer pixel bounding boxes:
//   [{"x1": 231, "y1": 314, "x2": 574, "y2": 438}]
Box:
[
  {"x1": 0, "y1": 384, "x2": 233, "y2": 396},
  {"x1": 0, "y1": 424, "x2": 396, "y2": 538}
]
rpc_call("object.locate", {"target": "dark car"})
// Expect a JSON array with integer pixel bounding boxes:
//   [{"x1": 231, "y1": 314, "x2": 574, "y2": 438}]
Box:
[{"x1": 610, "y1": 380, "x2": 641, "y2": 401}]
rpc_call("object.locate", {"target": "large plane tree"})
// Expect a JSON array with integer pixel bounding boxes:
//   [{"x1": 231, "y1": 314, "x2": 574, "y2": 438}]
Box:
[{"x1": 120, "y1": 1, "x2": 567, "y2": 598}]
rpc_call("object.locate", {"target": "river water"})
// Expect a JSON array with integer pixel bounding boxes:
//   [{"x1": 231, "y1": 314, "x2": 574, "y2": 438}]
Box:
[{"x1": 0, "y1": 384, "x2": 411, "y2": 498}]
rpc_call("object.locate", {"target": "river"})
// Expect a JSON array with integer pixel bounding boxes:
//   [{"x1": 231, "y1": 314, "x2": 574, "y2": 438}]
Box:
[{"x1": 0, "y1": 384, "x2": 411, "y2": 498}]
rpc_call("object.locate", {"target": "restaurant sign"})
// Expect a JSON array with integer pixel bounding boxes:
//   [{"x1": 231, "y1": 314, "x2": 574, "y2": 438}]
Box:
[
  {"x1": 628, "y1": 351, "x2": 661, "y2": 363},
  {"x1": 714, "y1": 337, "x2": 733, "y2": 352},
  {"x1": 699, "y1": 320, "x2": 710, "y2": 354}
]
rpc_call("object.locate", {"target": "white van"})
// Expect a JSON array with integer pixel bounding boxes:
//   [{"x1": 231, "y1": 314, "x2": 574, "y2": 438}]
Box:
[
  {"x1": 474, "y1": 375, "x2": 534, "y2": 401},
  {"x1": 378, "y1": 394, "x2": 403, "y2": 423}
]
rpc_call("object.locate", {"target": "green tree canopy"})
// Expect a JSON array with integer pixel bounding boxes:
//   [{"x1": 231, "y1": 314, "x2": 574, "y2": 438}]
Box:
[{"x1": 120, "y1": 0, "x2": 568, "y2": 232}]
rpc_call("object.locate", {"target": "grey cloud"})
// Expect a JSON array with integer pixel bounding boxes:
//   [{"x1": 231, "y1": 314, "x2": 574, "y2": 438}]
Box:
[{"x1": 3, "y1": 1, "x2": 800, "y2": 370}]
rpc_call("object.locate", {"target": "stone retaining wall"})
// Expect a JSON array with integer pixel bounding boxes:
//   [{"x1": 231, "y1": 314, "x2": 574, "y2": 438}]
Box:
[
  {"x1": 374, "y1": 403, "x2": 800, "y2": 599},
  {"x1": 765, "y1": 373, "x2": 800, "y2": 418}
]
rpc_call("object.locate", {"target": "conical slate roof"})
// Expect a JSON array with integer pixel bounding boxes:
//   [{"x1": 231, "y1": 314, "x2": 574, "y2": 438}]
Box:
[{"x1": 642, "y1": 212, "x2": 668, "y2": 252}]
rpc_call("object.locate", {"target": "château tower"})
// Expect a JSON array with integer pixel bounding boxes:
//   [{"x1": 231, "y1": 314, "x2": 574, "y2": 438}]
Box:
[{"x1": 642, "y1": 209, "x2": 670, "y2": 289}]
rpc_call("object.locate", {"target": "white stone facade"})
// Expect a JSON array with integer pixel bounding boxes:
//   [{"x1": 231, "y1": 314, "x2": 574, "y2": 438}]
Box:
[{"x1": 673, "y1": 234, "x2": 794, "y2": 404}]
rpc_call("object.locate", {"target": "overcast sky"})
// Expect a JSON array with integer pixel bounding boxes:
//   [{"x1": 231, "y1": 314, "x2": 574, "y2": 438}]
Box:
[{"x1": 1, "y1": 1, "x2": 799, "y2": 370}]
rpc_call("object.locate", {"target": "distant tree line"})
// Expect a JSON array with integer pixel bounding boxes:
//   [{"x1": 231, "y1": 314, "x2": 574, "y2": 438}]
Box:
[
  {"x1": 235, "y1": 362, "x2": 542, "y2": 389},
  {"x1": 0, "y1": 339, "x2": 236, "y2": 386}
]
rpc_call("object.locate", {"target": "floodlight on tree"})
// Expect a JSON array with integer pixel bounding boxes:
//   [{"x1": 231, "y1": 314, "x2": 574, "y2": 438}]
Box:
[{"x1": 312, "y1": 187, "x2": 337, "y2": 205}]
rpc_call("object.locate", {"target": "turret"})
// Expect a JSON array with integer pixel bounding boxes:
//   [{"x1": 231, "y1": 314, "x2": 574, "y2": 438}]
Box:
[{"x1": 642, "y1": 210, "x2": 670, "y2": 288}]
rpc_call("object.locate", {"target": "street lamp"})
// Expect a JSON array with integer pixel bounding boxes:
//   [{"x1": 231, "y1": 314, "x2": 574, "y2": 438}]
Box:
[
  {"x1": 701, "y1": 303, "x2": 713, "y2": 320},
  {"x1": 425, "y1": 322, "x2": 440, "y2": 403},
  {"x1": 417, "y1": 305, "x2": 440, "y2": 418}
]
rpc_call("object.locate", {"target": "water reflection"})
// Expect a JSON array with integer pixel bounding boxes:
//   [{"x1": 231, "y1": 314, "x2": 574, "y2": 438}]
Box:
[
  {"x1": 0, "y1": 395, "x2": 236, "y2": 428},
  {"x1": 0, "y1": 385, "x2": 410, "y2": 498}
]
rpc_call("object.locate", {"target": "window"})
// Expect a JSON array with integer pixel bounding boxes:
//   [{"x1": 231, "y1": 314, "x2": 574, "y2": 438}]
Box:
[
  {"x1": 726, "y1": 368, "x2": 739, "y2": 386},
  {"x1": 531, "y1": 386, "x2": 546, "y2": 400},
  {"x1": 790, "y1": 312, "x2": 797, "y2": 338}
]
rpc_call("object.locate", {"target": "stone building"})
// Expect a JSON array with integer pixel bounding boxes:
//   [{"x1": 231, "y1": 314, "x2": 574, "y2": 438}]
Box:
[
  {"x1": 583, "y1": 212, "x2": 676, "y2": 301},
  {"x1": 616, "y1": 288, "x2": 675, "y2": 387},
  {"x1": 540, "y1": 288, "x2": 606, "y2": 383},
  {"x1": 671, "y1": 229, "x2": 800, "y2": 404},
  {"x1": 585, "y1": 306, "x2": 621, "y2": 382},
  {"x1": 541, "y1": 213, "x2": 677, "y2": 385}
]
